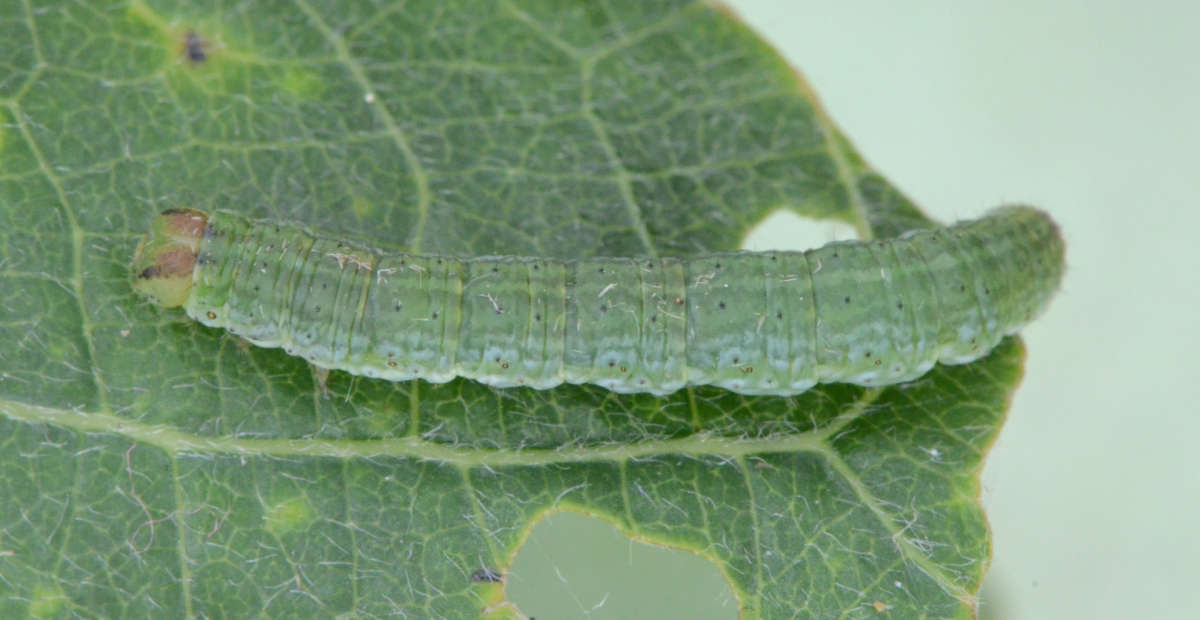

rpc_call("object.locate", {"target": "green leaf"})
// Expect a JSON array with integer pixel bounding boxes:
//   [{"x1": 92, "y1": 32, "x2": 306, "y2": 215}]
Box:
[{"x1": 0, "y1": 1, "x2": 1017, "y2": 617}]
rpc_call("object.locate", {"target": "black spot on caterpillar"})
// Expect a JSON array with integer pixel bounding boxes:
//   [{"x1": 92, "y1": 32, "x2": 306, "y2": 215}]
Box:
[{"x1": 130, "y1": 206, "x2": 1064, "y2": 395}]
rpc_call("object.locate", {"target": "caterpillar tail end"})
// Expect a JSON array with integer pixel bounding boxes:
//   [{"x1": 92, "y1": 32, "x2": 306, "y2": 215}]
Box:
[{"x1": 131, "y1": 208, "x2": 208, "y2": 308}]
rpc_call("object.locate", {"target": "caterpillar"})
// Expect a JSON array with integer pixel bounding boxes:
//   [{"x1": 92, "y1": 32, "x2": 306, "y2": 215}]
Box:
[{"x1": 131, "y1": 206, "x2": 1064, "y2": 396}]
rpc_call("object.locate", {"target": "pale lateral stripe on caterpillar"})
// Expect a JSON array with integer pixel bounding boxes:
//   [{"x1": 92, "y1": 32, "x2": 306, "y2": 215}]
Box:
[{"x1": 131, "y1": 206, "x2": 1064, "y2": 395}]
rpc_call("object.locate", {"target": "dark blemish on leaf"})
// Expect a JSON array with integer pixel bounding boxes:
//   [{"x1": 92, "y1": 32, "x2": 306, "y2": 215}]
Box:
[
  {"x1": 387, "y1": 361, "x2": 397, "y2": 367},
  {"x1": 776, "y1": 311, "x2": 783, "y2": 319},
  {"x1": 501, "y1": 362, "x2": 509, "y2": 369},
  {"x1": 897, "y1": 301, "x2": 904, "y2": 310},
  {"x1": 718, "y1": 301, "x2": 726, "y2": 309},
  {"x1": 492, "y1": 267, "x2": 499, "y2": 273},
  {"x1": 534, "y1": 313, "x2": 541, "y2": 321},
  {"x1": 608, "y1": 361, "x2": 615, "y2": 367},
  {"x1": 206, "y1": 311, "x2": 217, "y2": 319},
  {"x1": 599, "y1": 267, "x2": 605, "y2": 274},
  {"x1": 865, "y1": 352, "x2": 871, "y2": 358},
  {"x1": 875, "y1": 359, "x2": 883, "y2": 366},
  {"x1": 600, "y1": 304, "x2": 607, "y2": 313},
  {"x1": 184, "y1": 31, "x2": 207, "y2": 63},
  {"x1": 650, "y1": 315, "x2": 657, "y2": 323},
  {"x1": 394, "y1": 303, "x2": 402, "y2": 311},
  {"x1": 471, "y1": 568, "x2": 502, "y2": 583},
  {"x1": 619, "y1": 365, "x2": 627, "y2": 373},
  {"x1": 494, "y1": 356, "x2": 501, "y2": 363},
  {"x1": 432, "y1": 312, "x2": 439, "y2": 319},
  {"x1": 960, "y1": 284, "x2": 967, "y2": 292},
  {"x1": 674, "y1": 297, "x2": 684, "y2": 306},
  {"x1": 253, "y1": 285, "x2": 259, "y2": 292},
  {"x1": 715, "y1": 262, "x2": 721, "y2": 269},
  {"x1": 732, "y1": 356, "x2": 740, "y2": 364},
  {"x1": 844, "y1": 296, "x2": 851, "y2": 304},
  {"x1": 138, "y1": 266, "x2": 159, "y2": 279}
]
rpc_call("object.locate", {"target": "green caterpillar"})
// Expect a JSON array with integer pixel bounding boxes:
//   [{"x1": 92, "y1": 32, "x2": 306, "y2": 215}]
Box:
[{"x1": 131, "y1": 206, "x2": 1064, "y2": 395}]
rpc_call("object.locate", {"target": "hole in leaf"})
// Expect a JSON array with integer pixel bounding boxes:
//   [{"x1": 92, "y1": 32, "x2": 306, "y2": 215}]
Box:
[
  {"x1": 741, "y1": 209, "x2": 857, "y2": 251},
  {"x1": 507, "y1": 512, "x2": 735, "y2": 619}
]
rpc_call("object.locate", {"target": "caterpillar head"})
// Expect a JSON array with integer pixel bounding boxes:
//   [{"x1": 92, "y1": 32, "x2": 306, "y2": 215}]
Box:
[{"x1": 131, "y1": 208, "x2": 207, "y2": 308}]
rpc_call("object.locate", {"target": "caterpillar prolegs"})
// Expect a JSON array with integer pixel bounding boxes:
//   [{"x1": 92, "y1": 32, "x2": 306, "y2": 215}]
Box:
[{"x1": 131, "y1": 206, "x2": 1064, "y2": 396}]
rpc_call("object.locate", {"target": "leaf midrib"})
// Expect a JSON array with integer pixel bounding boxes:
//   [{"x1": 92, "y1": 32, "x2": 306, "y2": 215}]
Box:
[{"x1": 0, "y1": 392, "x2": 875, "y2": 464}]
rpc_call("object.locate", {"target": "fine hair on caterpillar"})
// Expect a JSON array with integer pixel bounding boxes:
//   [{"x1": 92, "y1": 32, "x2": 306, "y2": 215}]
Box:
[{"x1": 131, "y1": 206, "x2": 1064, "y2": 396}]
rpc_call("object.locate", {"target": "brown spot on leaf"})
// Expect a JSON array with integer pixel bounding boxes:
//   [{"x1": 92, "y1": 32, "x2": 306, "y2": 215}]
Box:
[
  {"x1": 471, "y1": 568, "x2": 502, "y2": 583},
  {"x1": 184, "y1": 31, "x2": 207, "y2": 63}
]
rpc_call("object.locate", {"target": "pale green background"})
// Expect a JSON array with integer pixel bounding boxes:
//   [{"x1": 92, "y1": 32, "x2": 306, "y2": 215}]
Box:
[{"x1": 509, "y1": 1, "x2": 1200, "y2": 618}]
